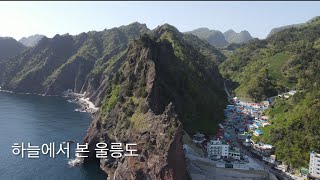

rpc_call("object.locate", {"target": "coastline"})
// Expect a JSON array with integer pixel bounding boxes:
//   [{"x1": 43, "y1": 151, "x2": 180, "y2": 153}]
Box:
[
  {"x1": 0, "y1": 87, "x2": 99, "y2": 116},
  {"x1": 64, "y1": 92, "x2": 99, "y2": 115}
]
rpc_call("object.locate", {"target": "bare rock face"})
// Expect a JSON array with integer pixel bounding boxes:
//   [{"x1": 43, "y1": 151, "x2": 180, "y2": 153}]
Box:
[
  {"x1": 111, "y1": 104, "x2": 187, "y2": 180},
  {"x1": 83, "y1": 37, "x2": 188, "y2": 180},
  {"x1": 81, "y1": 25, "x2": 227, "y2": 179},
  {"x1": 83, "y1": 104, "x2": 188, "y2": 180}
]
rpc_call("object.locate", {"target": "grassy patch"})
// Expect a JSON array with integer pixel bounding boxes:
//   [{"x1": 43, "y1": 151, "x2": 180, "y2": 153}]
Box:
[
  {"x1": 265, "y1": 53, "x2": 291, "y2": 86},
  {"x1": 130, "y1": 110, "x2": 148, "y2": 133},
  {"x1": 313, "y1": 38, "x2": 320, "y2": 50},
  {"x1": 251, "y1": 125, "x2": 273, "y2": 143},
  {"x1": 104, "y1": 85, "x2": 120, "y2": 111}
]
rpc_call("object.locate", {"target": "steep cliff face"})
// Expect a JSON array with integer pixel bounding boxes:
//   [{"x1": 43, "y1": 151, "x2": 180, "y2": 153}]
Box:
[
  {"x1": 81, "y1": 24, "x2": 228, "y2": 178},
  {"x1": 83, "y1": 37, "x2": 188, "y2": 179}
]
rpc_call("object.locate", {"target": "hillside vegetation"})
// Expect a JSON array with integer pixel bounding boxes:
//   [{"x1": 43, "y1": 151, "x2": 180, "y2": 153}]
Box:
[
  {"x1": 220, "y1": 17, "x2": 320, "y2": 168},
  {"x1": 220, "y1": 17, "x2": 320, "y2": 101}
]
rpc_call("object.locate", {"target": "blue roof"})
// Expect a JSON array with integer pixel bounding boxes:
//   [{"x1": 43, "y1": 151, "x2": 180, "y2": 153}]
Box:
[
  {"x1": 254, "y1": 123, "x2": 262, "y2": 127},
  {"x1": 255, "y1": 129, "x2": 263, "y2": 134},
  {"x1": 244, "y1": 106, "x2": 254, "y2": 109}
]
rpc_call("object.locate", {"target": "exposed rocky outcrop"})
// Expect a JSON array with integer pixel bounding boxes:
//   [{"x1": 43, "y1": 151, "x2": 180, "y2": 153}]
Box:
[
  {"x1": 84, "y1": 103, "x2": 187, "y2": 180},
  {"x1": 83, "y1": 38, "x2": 189, "y2": 179}
]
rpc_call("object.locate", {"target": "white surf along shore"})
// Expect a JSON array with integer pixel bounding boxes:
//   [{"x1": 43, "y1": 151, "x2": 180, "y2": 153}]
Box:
[
  {"x1": 64, "y1": 90, "x2": 99, "y2": 115},
  {"x1": 0, "y1": 86, "x2": 99, "y2": 115},
  {"x1": 64, "y1": 91, "x2": 100, "y2": 167}
]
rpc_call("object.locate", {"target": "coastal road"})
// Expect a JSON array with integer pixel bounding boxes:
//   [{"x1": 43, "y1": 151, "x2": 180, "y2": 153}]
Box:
[
  {"x1": 187, "y1": 158, "x2": 269, "y2": 180},
  {"x1": 226, "y1": 128, "x2": 293, "y2": 180},
  {"x1": 184, "y1": 144, "x2": 270, "y2": 180}
]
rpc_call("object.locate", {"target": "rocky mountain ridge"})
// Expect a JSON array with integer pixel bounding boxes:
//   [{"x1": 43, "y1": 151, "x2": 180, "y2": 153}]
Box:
[
  {"x1": 19, "y1": 34, "x2": 45, "y2": 47},
  {"x1": 186, "y1": 28, "x2": 253, "y2": 47}
]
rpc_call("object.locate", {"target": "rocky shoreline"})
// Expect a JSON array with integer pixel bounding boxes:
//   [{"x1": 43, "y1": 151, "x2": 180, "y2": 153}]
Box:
[
  {"x1": 0, "y1": 87, "x2": 99, "y2": 116},
  {"x1": 63, "y1": 91, "x2": 99, "y2": 115}
]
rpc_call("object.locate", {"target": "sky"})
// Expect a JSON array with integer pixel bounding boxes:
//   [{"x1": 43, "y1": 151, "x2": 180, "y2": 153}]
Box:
[{"x1": 0, "y1": 1, "x2": 319, "y2": 40}]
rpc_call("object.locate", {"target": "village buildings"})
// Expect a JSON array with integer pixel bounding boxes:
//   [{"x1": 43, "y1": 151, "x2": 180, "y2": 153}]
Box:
[{"x1": 308, "y1": 150, "x2": 320, "y2": 180}]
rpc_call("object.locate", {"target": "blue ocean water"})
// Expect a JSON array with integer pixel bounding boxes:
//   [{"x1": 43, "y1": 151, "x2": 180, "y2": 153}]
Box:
[{"x1": 0, "y1": 92, "x2": 106, "y2": 180}]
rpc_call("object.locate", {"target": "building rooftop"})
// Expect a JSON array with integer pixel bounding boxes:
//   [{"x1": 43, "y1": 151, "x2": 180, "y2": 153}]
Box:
[
  {"x1": 209, "y1": 139, "x2": 229, "y2": 145},
  {"x1": 311, "y1": 150, "x2": 320, "y2": 155},
  {"x1": 193, "y1": 132, "x2": 205, "y2": 138},
  {"x1": 254, "y1": 129, "x2": 263, "y2": 134}
]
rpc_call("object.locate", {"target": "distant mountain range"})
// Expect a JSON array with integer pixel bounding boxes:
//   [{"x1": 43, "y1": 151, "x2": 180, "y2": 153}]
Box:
[
  {"x1": 19, "y1": 34, "x2": 45, "y2": 47},
  {"x1": 186, "y1": 28, "x2": 253, "y2": 47}
]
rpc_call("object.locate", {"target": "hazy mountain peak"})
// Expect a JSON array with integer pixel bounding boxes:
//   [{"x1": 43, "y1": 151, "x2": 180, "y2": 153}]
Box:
[
  {"x1": 223, "y1": 29, "x2": 237, "y2": 39},
  {"x1": 224, "y1": 29, "x2": 253, "y2": 44},
  {"x1": 224, "y1": 29, "x2": 236, "y2": 34},
  {"x1": 19, "y1": 34, "x2": 45, "y2": 47},
  {"x1": 240, "y1": 30, "x2": 250, "y2": 34},
  {"x1": 186, "y1": 28, "x2": 228, "y2": 48},
  {"x1": 187, "y1": 27, "x2": 253, "y2": 47}
]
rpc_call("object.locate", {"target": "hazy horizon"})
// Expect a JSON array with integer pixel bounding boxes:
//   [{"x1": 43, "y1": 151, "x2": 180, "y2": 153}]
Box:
[{"x1": 0, "y1": 1, "x2": 319, "y2": 40}]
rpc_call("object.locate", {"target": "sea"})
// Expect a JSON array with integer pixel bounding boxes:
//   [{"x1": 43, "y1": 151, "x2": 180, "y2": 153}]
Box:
[{"x1": 0, "y1": 92, "x2": 106, "y2": 180}]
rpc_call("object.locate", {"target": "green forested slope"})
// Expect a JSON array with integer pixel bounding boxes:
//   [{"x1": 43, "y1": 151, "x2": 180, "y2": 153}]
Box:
[
  {"x1": 220, "y1": 17, "x2": 320, "y2": 101},
  {"x1": 220, "y1": 17, "x2": 320, "y2": 168},
  {"x1": 0, "y1": 22, "x2": 149, "y2": 93}
]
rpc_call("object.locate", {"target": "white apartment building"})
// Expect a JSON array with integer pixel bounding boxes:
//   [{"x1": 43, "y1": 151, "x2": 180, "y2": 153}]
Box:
[
  {"x1": 309, "y1": 151, "x2": 320, "y2": 179},
  {"x1": 207, "y1": 139, "x2": 229, "y2": 159},
  {"x1": 228, "y1": 147, "x2": 241, "y2": 160}
]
